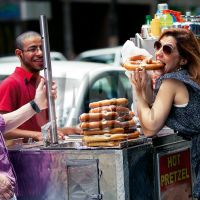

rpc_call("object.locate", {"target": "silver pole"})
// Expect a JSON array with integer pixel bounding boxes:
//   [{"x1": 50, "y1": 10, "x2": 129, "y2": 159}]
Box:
[{"x1": 39, "y1": 15, "x2": 58, "y2": 145}]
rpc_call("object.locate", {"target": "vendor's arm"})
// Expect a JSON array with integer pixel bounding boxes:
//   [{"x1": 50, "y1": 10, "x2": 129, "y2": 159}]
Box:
[
  {"x1": 1, "y1": 79, "x2": 55, "y2": 134},
  {"x1": 3, "y1": 128, "x2": 43, "y2": 141}
]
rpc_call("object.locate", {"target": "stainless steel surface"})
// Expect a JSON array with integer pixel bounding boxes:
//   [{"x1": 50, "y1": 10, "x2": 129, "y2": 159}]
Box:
[
  {"x1": 8, "y1": 133, "x2": 192, "y2": 200},
  {"x1": 39, "y1": 15, "x2": 58, "y2": 145}
]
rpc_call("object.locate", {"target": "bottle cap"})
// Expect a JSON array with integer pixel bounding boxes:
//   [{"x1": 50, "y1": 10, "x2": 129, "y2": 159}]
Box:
[{"x1": 145, "y1": 15, "x2": 152, "y2": 25}]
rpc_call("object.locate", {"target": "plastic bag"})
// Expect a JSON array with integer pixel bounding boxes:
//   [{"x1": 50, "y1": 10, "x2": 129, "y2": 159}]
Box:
[{"x1": 121, "y1": 40, "x2": 152, "y2": 63}]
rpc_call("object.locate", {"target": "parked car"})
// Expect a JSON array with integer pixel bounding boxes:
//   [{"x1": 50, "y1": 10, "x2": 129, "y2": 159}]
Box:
[
  {"x1": 75, "y1": 46, "x2": 122, "y2": 67},
  {"x1": 0, "y1": 51, "x2": 67, "y2": 63},
  {"x1": 0, "y1": 61, "x2": 133, "y2": 127}
]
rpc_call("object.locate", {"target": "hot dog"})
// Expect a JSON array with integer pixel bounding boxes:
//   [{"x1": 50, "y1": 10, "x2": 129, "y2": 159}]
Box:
[{"x1": 89, "y1": 98, "x2": 128, "y2": 108}]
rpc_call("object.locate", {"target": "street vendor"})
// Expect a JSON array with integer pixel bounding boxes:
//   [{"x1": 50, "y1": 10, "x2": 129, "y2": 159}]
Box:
[
  {"x1": 0, "y1": 78, "x2": 56, "y2": 200},
  {"x1": 0, "y1": 31, "x2": 81, "y2": 143},
  {"x1": 129, "y1": 28, "x2": 200, "y2": 199}
]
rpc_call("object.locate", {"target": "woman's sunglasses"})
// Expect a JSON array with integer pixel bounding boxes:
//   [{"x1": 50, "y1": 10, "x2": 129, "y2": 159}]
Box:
[{"x1": 154, "y1": 41, "x2": 174, "y2": 55}]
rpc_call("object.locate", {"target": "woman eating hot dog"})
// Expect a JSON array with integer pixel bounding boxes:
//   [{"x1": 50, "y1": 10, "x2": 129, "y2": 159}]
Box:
[{"x1": 129, "y1": 28, "x2": 200, "y2": 199}]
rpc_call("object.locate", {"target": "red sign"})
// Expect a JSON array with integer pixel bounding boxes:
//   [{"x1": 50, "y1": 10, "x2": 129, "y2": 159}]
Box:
[{"x1": 158, "y1": 148, "x2": 192, "y2": 199}]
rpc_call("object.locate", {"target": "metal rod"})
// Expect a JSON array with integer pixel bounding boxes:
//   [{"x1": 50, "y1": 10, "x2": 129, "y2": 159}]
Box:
[{"x1": 39, "y1": 15, "x2": 58, "y2": 145}]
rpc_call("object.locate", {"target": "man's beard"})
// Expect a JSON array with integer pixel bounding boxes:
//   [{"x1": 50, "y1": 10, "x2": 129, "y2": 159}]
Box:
[{"x1": 23, "y1": 60, "x2": 44, "y2": 73}]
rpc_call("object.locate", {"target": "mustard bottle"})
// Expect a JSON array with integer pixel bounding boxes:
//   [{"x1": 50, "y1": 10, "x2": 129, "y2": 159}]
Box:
[{"x1": 150, "y1": 16, "x2": 161, "y2": 38}]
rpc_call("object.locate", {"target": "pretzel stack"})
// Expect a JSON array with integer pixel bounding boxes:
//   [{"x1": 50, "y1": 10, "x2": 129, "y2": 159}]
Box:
[{"x1": 79, "y1": 98, "x2": 140, "y2": 147}]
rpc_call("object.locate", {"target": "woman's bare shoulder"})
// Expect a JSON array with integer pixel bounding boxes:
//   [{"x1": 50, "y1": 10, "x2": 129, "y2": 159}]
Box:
[{"x1": 161, "y1": 78, "x2": 186, "y2": 89}]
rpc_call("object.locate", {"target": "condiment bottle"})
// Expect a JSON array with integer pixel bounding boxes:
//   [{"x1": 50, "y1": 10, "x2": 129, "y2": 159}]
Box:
[{"x1": 150, "y1": 15, "x2": 161, "y2": 38}]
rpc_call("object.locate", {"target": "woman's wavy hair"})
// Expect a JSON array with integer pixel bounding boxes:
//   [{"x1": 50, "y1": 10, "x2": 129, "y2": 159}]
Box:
[{"x1": 159, "y1": 28, "x2": 200, "y2": 84}]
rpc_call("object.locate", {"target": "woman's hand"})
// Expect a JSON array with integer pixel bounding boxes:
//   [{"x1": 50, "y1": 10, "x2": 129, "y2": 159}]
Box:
[
  {"x1": 34, "y1": 78, "x2": 57, "y2": 110},
  {"x1": 130, "y1": 68, "x2": 154, "y2": 105},
  {"x1": 130, "y1": 69, "x2": 148, "y2": 94}
]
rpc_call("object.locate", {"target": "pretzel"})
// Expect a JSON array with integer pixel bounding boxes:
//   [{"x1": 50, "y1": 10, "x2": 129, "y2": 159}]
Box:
[
  {"x1": 79, "y1": 112, "x2": 118, "y2": 122},
  {"x1": 120, "y1": 119, "x2": 136, "y2": 128},
  {"x1": 83, "y1": 131, "x2": 140, "y2": 145},
  {"x1": 89, "y1": 105, "x2": 130, "y2": 114},
  {"x1": 89, "y1": 98, "x2": 128, "y2": 109},
  {"x1": 80, "y1": 120, "x2": 121, "y2": 130},
  {"x1": 82, "y1": 128, "x2": 124, "y2": 136},
  {"x1": 127, "y1": 131, "x2": 140, "y2": 139},
  {"x1": 85, "y1": 141, "x2": 120, "y2": 147},
  {"x1": 117, "y1": 111, "x2": 134, "y2": 122},
  {"x1": 122, "y1": 55, "x2": 165, "y2": 71},
  {"x1": 83, "y1": 133, "x2": 128, "y2": 143},
  {"x1": 129, "y1": 55, "x2": 146, "y2": 61}
]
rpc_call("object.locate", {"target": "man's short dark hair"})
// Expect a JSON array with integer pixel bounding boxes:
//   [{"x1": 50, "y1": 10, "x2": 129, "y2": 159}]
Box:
[{"x1": 15, "y1": 31, "x2": 41, "y2": 49}]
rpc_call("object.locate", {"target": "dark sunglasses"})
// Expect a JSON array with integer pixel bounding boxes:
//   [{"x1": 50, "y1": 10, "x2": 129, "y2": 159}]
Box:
[{"x1": 154, "y1": 41, "x2": 174, "y2": 55}]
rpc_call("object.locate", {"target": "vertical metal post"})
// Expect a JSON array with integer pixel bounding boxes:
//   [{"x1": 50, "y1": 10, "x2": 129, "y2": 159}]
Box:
[{"x1": 39, "y1": 15, "x2": 58, "y2": 145}]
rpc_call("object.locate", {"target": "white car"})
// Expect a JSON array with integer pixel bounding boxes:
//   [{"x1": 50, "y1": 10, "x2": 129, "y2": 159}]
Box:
[
  {"x1": 0, "y1": 61, "x2": 133, "y2": 127},
  {"x1": 75, "y1": 46, "x2": 122, "y2": 67}
]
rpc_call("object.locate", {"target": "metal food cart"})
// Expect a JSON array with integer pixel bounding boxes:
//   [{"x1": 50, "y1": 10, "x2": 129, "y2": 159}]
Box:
[{"x1": 8, "y1": 133, "x2": 192, "y2": 200}]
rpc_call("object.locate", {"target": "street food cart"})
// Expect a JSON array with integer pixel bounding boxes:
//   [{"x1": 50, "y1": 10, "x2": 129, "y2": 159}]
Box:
[{"x1": 8, "y1": 132, "x2": 192, "y2": 200}]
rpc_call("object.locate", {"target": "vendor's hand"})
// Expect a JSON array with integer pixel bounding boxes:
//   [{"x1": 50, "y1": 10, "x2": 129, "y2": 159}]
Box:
[
  {"x1": 32, "y1": 131, "x2": 43, "y2": 141},
  {"x1": 0, "y1": 173, "x2": 14, "y2": 200},
  {"x1": 57, "y1": 129, "x2": 65, "y2": 140},
  {"x1": 58, "y1": 126, "x2": 82, "y2": 136},
  {"x1": 34, "y1": 78, "x2": 57, "y2": 110}
]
